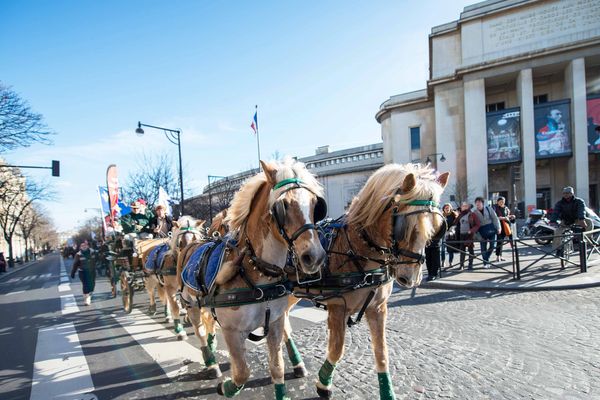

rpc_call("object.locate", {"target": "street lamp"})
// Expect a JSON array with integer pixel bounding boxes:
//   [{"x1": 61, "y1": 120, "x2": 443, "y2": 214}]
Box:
[
  {"x1": 207, "y1": 175, "x2": 226, "y2": 224},
  {"x1": 424, "y1": 153, "x2": 446, "y2": 164},
  {"x1": 135, "y1": 121, "x2": 184, "y2": 216}
]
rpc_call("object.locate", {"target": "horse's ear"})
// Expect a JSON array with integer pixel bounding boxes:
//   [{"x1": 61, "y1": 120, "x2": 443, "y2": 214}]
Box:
[
  {"x1": 400, "y1": 173, "x2": 416, "y2": 194},
  {"x1": 172, "y1": 221, "x2": 179, "y2": 228},
  {"x1": 195, "y1": 220, "x2": 205, "y2": 228},
  {"x1": 260, "y1": 160, "x2": 278, "y2": 185},
  {"x1": 437, "y1": 172, "x2": 450, "y2": 189}
]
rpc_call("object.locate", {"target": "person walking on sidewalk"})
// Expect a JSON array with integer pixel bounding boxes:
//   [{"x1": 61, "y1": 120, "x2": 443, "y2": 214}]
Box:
[
  {"x1": 493, "y1": 197, "x2": 515, "y2": 262},
  {"x1": 70, "y1": 241, "x2": 97, "y2": 306},
  {"x1": 425, "y1": 239, "x2": 441, "y2": 281},
  {"x1": 550, "y1": 186, "x2": 592, "y2": 256},
  {"x1": 441, "y1": 203, "x2": 458, "y2": 268},
  {"x1": 473, "y1": 197, "x2": 501, "y2": 268},
  {"x1": 455, "y1": 201, "x2": 480, "y2": 270}
]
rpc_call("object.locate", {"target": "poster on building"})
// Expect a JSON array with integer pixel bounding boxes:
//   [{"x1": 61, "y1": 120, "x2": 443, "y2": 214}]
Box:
[
  {"x1": 486, "y1": 108, "x2": 521, "y2": 164},
  {"x1": 534, "y1": 100, "x2": 572, "y2": 158},
  {"x1": 586, "y1": 96, "x2": 600, "y2": 153}
]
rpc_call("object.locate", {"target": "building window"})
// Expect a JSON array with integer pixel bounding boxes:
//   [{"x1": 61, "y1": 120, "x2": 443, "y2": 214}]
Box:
[
  {"x1": 486, "y1": 102, "x2": 505, "y2": 113},
  {"x1": 358, "y1": 154, "x2": 364, "y2": 160},
  {"x1": 352, "y1": 156, "x2": 357, "y2": 161},
  {"x1": 377, "y1": 152, "x2": 382, "y2": 158},
  {"x1": 371, "y1": 153, "x2": 375, "y2": 158},
  {"x1": 410, "y1": 127, "x2": 420, "y2": 150},
  {"x1": 335, "y1": 159, "x2": 340, "y2": 164},
  {"x1": 533, "y1": 94, "x2": 548, "y2": 104},
  {"x1": 341, "y1": 158, "x2": 346, "y2": 163}
]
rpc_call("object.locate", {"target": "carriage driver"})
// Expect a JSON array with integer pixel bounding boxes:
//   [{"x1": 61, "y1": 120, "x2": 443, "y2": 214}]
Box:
[{"x1": 121, "y1": 199, "x2": 155, "y2": 239}]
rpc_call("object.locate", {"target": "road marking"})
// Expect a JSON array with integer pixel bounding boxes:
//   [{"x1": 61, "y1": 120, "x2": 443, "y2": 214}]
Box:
[
  {"x1": 115, "y1": 309, "x2": 203, "y2": 378},
  {"x1": 59, "y1": 257, "x2": 71, "y2": 293},
  {"x1": 5, "y1": 290, "x2": 25, "y2": 296},
  {"x1": 289, "y1": 306, "x2": 328, "y2": 323},
  {"x1": 61, "y1": 295, "x2": 79, "y2": 315},
  {"x1": 30, "y1": 322, "x2": 95, "y2": 400}
]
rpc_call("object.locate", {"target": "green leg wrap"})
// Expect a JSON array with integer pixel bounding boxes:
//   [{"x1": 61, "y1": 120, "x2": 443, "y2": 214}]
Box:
[
  {"x1": 285, "y1": 338, "x2": 303, "y2": 366},
  {"x1": 377, "y1": 372, "x2": 396, "y2": 400},
  {"x1": 201, "y1": 346, "x2": 217, "y2": 367},
  {"x1": 208, "y1": 332, "x2": 217, "y2": 353},
  {"x1": 223, "y1": 379, "x2": 244, "y2": 397},
  {"x1": 318, "y1": 359, "x2": 336, "y2": 387},
  {"x1": 174, "y1": 319, "x2": 184, "y2": 334},
  {"x1": 274, "y1": 383, "x2": 291, "y2": 400}
]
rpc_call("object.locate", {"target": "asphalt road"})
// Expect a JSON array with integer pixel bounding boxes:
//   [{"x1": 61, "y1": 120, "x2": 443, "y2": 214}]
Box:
[{"x1": 1, "y1": 253, "x2": 599, "y2": 399}]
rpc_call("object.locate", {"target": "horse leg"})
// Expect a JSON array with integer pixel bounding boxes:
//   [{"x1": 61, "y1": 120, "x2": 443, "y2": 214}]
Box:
[
  {"x1": 365, "y1": 303, "x2": 395, "y2": 400},
  {"x1": 202, "y1": 308, "x2": 218, "y2": 353},
  {"x1": 216, "y1": 328, "x2": 249, "y2": 397},
  {"x1": 168, "y1": 285, "x2": 187, "y2": 340},
  {"x1": 283, "y1": 312, "x2": 307, "y2": 378},
  {"x1": 146, "y1": 275, "x2": 157, "y2": 315},
  {"x1": 267, "y1": 315, "x2": 291, "y2": 400},
  {"x1": 316, "y1": 304, "x2": 347, "y2": 399},
  {"x1": 187, "y1": 303, "x2": 222, "y2": 379}
]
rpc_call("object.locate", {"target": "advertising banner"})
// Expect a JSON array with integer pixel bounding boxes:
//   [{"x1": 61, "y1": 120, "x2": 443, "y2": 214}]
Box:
[
  {"x1": 534, "y1": 100, "x2": 572, "y2": 158},
  {"x1": 586, "y1": 96, "x2": 600, "y2": 153},
  {"x1": 486, "y1": 108, "x2": 521, "y2": 164}
]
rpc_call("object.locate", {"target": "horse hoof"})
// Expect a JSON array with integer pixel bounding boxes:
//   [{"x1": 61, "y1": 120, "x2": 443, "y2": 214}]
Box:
[
  {"x1": 217, "y1": 382, "x2": 225, "y2": 396},
  {"x1": 316, "y1": 386, "x2": 332, "y2": 399},
  {"x1": 176, "y1": 332, "x2": 188, "y2": 341},
  {"x1": 293, "y1": 365, "x2": 307, "y2": 378},
  {"x1": 205, "y1": 366, "x2": 222, "y2": 379}
]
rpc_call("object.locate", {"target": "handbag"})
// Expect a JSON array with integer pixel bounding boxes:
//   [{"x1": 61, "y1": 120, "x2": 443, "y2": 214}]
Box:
[
  {"x1": 478, "y1": 223, "x2": 496, "y2": 240},
  {"x1": 501, "y1": 220, "x2": 512, "y2": 236}
]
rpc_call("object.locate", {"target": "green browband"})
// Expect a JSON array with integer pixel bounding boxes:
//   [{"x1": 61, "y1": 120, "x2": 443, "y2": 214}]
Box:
[
  {"x1": 179, "y1": 227, "x2": 198, "y2": 232},
  {"x1": 399, "y1": 199, "x2": 439, "y2": 207},
  {"x1": 273, "y1": 178, "x2": 303, "y2": 191}
]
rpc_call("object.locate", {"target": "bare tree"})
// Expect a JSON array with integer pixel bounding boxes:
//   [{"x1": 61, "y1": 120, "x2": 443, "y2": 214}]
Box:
[
  {"x1": 18, "y1": 204, "x2": 54, "y2": 261},
  {"x1": 72, "y1": 217, "x2": 103, "y2": 246},
  {"x1": 0, "y1": 82, "x2": 54, "y2": 152},
  {"x1": 121, "y1": 152, "x2": 181, "y2": 209},
  {"x1": 0, "y1": 168, "x2": 54, "y2": 266}
]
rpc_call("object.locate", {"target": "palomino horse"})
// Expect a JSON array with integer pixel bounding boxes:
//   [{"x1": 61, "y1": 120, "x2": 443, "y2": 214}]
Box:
[
  {"x1": 177, "y1": 159, "x2": 327, "y2": 400},
  {"x1": 288, "y1": 163, "x2": 449, "y2": 400},
  {"x1": 139, "y1": 237, "x2": 171, "y2": 317}
]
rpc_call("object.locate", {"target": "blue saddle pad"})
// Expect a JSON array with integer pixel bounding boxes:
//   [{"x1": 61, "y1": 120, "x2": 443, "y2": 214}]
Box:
[
  {"x1": 317, "y1": 218, "x2": 345, "y2": 252},
  {"x1": 145, "y1": 243, "x2": 170, "y2": 271},
  {"x1": 182, "y1": 236, "x2": 235, "y2": 293}
]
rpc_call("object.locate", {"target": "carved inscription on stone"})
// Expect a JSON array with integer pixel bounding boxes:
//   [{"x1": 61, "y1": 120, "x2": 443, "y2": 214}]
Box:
[{"x1": 481, "y1": 0, "x2": 600, "y2": 56}]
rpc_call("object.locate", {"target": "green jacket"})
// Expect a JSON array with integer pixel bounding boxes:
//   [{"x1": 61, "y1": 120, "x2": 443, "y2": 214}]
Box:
[
  {"x1": 121, "y1": 210, "x2": 155, "y2": 234},
  {"x1": 71, "y1": 249, "x2": 96, "y2": 275}
]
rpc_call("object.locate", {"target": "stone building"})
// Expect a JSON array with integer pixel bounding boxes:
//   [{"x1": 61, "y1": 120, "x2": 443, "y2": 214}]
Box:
[{"x1": 376, "y1": 0, "x2": 600, "y2": 213}]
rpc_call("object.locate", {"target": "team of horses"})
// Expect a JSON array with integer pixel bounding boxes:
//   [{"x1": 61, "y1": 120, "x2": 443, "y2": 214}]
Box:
[{"x1": 133, "y1": 158, "x2": 448, "y2": 400}]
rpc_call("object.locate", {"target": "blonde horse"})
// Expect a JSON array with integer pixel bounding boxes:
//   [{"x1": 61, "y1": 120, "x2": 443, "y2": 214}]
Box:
[
  {"x1": 139, "y1": 238, "x2": 170, "y2": 317},
  {"x1": 177, "y1": 159, "x2": 326, "y2": 400},
  {"x1": 287, "y1": 163, "x2": 449, "y2": 400}
]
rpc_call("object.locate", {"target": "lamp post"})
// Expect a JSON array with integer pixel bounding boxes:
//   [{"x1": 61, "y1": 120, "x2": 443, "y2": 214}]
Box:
[
  {"x1": 207, "y1": 175, "x2": 226, "y2": 224},
  {"x1": 136, "y1": 122, "x2": 184, "y2": 216}
]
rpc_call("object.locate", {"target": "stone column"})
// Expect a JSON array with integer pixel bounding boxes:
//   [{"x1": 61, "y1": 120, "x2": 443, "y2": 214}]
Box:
[
  {"x1": 517, "y1": 68, "x2": 537, "y2": 212},
  {"x1": 463, "y1": 78, "x2": 488, "y2": 199},
  {"x1": 565, "y1": 58, "x2": 589, "y2": 203}
]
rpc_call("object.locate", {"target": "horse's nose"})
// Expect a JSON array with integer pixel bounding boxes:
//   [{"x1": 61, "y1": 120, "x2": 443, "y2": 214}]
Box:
[
  {"x1": 300, "y1": 253, "x2": 314, "y2": 267},
  {"x1": 299, "y1": 248, "x2": 325, "y2": 274}
]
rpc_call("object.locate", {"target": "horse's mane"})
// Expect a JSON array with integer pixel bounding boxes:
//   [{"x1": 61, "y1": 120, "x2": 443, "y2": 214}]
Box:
[
  {"x1": 347, "y1": 163, "x2": 443, "y2": 229},
  {"x1": 226, "y1": 157, "x2": 324, "y2": 234}
]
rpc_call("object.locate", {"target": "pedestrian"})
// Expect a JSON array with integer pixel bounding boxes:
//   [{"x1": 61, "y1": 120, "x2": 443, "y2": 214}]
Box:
[
  {"x1": 549, "y1": 186, "x2": 592, "y2": 256},
  {"x1": 473, "y1": 197, "x2": 501, "y2": 268},
  {"x1": 0, "y1": 252, "x2": 6, "y2": 273},
  {"x1": 425, "y1": 238, "x2": 441, "y2": 281},
  {"x1": 441, "y1": 203, "x2": 458, "y2": 268},
  {"x1": 150, "y1": 204, "x2": 173, "y2": 238},
  {"x1": 455, "y1": 201, "x2": 480, "y2": 270},
  {"x1": 493, "y1": 196, "x2": 515, "y2": 262},
  {"x1": 70, "y1": 240, "x2": 97, "y2": 306}
]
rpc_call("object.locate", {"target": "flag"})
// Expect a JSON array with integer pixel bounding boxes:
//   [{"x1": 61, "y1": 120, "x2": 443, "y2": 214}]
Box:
[
  {"x1": 98, "y1": 186, "x2": 111, "y2": 216},
  {"x1": 250, "y1": 111, "x2": 258, "y2": 134},
  {"x1": 106, "y1": 164, "x2": 119, "y2": 226},
  {"x1": 158, "y1": 186, "x2": 173, "y2": 216}
]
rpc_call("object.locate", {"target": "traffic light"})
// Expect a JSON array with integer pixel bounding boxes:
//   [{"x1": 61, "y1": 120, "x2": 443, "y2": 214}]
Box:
[{"x1": 51, "y1": 160, "x2": 60, "y2": 177}]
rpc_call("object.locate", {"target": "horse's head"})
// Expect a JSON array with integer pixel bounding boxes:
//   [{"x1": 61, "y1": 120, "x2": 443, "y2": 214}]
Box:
[
  {"x1": 171, "y1": 216, "x2": 205, "y2": 253},
  {"x1": 208, "y1": 209, "x2": 229, "y2": 238},
  {"x1": 226, "y1": 158, "x2": 327, "y2": 275},
  {"x1": 348, "y1": 164, "x2": 449, "y2": 288}
]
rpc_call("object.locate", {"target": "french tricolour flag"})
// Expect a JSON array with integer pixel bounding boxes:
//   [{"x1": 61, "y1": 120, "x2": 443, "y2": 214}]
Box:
[{"x1": 250, "y1": 111, "x2": 258, "y2": 134}]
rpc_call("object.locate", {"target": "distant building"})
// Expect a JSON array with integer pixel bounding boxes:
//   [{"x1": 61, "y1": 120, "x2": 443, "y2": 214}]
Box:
[
  {"x1": 184, "y1": 143, "x2": 384, "y2": 221},
  {"x1": 376, "y1": 0, "x2": 600, "y2": 212}
]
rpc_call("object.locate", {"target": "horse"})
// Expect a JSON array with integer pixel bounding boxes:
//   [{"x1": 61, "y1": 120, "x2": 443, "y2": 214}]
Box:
[
  {"x1": 177, "y1": 158, "x2": 327, "y2": 400},
  {"x1": 139, "y1": 237, "x2": 171, "y2": 317},
  {"x1": 286, "y1": 163, "x2": 449, "y2": 400}
]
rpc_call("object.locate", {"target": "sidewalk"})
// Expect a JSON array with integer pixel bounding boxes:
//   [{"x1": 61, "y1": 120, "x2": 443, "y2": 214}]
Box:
[{"x1": 422, "y1": 242, "x2": 600, "y2": 291}]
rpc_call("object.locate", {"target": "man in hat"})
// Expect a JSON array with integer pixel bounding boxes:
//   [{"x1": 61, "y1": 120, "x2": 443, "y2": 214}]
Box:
[
  {"x1": 550, "y1": 186, "x2": 592, "y2": 255},
  {"x1": 70, "y1": 241, "x2": 97, "y2": 305},
  {"x1": 121, "y1": 199, "x2": 155, "y2": 237},
  {"x1": 150, "y1": 204, "x2": 173, "y2": 238}
]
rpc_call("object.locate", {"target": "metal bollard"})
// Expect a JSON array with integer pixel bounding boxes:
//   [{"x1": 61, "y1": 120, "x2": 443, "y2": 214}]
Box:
[
  {"x1": 579, "y1": 232, "x2": 587, "y2": 273},
  {"x1": 513, "y1": 239, "x2": 521, "y2": 280}
]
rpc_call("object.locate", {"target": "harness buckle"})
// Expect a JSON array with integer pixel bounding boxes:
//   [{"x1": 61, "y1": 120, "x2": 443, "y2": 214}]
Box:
[{"x1": 255, "y1": 287, "x2": 264, "y2": 301}]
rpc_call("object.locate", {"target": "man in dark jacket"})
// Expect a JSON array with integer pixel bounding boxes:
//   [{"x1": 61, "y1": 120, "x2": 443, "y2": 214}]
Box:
[
  {"x1": 149, "y1": 204, "x2": 173, "y2": 238},
  {"x1": 550, "y1": 186, "x2": 592, "y2": 255},
  {"x1": 121, "y1": 199, "x2": 155, "y2": 237}
]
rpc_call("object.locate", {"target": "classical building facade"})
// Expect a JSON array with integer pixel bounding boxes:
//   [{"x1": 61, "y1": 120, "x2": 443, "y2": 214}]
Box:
[
  {"x1": 376, "y1": 0, "x2": 600, "y2": 213},
  {"x1": 186, "y1": 143, "x2": 384, "y2": 221}
]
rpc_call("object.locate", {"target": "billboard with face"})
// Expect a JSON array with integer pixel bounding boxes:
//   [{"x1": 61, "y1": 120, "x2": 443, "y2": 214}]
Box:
[
  {"x1": 486, "y1": 108, "x2": 521, "y2": 164},
  {"x1": 534, "y1": 100, "x2": 572, "y2": 158},
  {"x1": 587, "y1": 96, "x2": 600, "y2": 153}
]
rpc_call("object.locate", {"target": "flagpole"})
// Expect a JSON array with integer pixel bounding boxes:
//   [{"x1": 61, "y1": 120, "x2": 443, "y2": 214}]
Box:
[{"x1": 255, "y1": 104, "x2": 262, "y2": 170}]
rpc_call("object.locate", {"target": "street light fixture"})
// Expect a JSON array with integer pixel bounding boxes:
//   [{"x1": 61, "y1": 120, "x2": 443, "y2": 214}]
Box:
[
  {"x1": 135, "y1": 121, "x2": 185, "y2": 216},
  {"x1": 424, "y1": 153, "x2": 446, "y2": 164}
]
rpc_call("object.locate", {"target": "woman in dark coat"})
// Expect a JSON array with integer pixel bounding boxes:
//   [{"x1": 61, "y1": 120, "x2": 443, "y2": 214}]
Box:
[
  {"x1": 70, "y1": 241, "x2": 97, "y2": 305},
  {"x1": 454, "y1": 202, "x2": 481, "y2": 270}
]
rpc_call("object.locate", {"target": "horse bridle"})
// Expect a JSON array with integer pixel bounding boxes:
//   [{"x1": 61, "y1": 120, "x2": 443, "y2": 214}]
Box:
[{"x1": 270, "y1": 177, "x2": 327, "y2": 248}]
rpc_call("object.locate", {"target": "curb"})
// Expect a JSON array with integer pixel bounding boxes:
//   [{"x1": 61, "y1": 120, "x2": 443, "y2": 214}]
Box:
[
  {"x1": 420, "y1": 278, "x2": 600, "y2": 292},
  {"x1": 0, "y1": 259, "x2": 41, "y2": 281}
]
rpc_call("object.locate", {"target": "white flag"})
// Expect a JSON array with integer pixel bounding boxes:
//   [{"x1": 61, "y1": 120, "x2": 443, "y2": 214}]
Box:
[{"x1": 158, "y1": 187, "x2": 173, "y2": 216}]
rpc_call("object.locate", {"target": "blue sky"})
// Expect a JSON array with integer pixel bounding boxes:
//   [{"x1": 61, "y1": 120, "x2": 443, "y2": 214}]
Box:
[{"x1": 0, "y1": 0, "x2": 473, "y2": 231}]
